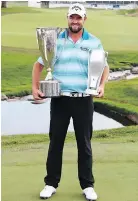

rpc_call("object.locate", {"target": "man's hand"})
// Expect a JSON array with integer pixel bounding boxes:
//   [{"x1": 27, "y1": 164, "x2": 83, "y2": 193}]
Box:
[
  {"x1": 32, "y1": 88, "x2": 45, "y2": 100},
  {"x1": 32, "y1": 62, "x2": 44, "y2": 100},
  {"x1": 96, "y1": 84, "x2": 105, "y2": 98}
]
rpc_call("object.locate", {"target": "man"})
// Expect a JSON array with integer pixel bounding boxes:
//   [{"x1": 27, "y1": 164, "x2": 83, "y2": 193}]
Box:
[{"x1": 32, "y1": 3, "x2": 109, "y2": 201}]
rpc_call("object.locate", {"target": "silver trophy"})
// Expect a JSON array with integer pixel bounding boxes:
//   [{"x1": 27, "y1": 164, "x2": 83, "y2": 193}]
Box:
[
  {"x1": 85, "y1": 49, "x2": 108, "y2": 96},
  {"x1": 36, "y1": 27, "x2": 64, "y2": 97}
]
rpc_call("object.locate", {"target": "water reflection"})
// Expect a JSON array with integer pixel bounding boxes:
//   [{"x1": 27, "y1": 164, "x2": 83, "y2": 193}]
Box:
[{"x1": 1, "y1": 99, "x2": 123, "y2": 135}]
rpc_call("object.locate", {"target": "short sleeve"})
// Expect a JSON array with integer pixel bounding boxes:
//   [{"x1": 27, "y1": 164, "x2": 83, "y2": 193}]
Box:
[
  {"x1": 97, "y1": 42, "x2": 104, "y2": 50},
  {"x1": 37, "y1": 57, "x2": 44, "y2": 66}
]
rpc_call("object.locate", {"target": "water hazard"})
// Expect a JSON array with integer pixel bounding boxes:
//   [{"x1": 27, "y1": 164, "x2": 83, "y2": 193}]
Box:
[{"x1": 1, "y1": 99, "x2": 123, "y2": 135}]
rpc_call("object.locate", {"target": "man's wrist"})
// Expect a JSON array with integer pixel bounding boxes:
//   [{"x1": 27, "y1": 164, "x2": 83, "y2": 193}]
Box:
[
  {"x1": 99, "y1": 82, "x2": 105, "y2": 87},
  {"x1": 32, "y1": 86, "x2": 39, "y2": 91}
]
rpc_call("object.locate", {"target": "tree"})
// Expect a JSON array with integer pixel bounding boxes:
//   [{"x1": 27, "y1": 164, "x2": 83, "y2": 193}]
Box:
[{"x1": 1, "y1": 1, "x2": 7, "y2": 8}]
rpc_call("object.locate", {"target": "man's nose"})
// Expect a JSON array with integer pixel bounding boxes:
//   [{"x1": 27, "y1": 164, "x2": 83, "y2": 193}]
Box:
[{"x1": 72, "y1": 18, "x2": 78, "y2": 23}]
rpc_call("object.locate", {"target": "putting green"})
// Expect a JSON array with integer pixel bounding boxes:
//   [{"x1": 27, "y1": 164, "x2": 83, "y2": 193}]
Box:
[{"x1": 2, "y1": 139, "x2": 138, "y2": 201}]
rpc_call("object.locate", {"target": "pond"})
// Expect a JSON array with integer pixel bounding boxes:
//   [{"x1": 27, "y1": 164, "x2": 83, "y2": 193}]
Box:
[{"x1": 1, "y1": 99, "x2": 123, "y2": 136}]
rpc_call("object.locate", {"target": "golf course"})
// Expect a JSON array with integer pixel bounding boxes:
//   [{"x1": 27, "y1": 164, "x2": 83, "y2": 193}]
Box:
[
  {"x1": 2, "y1": 126, "x2": 138, "y2": 201},
  {"x1": 1, "y1": 4, "x2": 138, "y2": 201}
]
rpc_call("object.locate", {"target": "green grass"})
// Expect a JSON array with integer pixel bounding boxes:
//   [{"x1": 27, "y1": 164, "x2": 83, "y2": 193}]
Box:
[
  {"x1": 94, "y1": 78, "x2": 138, "y2": 115},
  {"x1": 117, "y1": 8, "x2": 138, "y2": 16},
  {"x1": 2, "y1": 48, "x2": 138, "y2": 96},
  {"x1": 1, "y1": 7, "x2": 138, "y2": 51},
  {"x1": 1, "y1": 48, "x2": 46, "y2": 96},
  {"x1": 2, "y1": 126, "x2": 138, "y2": 201},
  {"x1": 108, "y1": 51, "x2": 138, "y2": 70},
  {"x1": 2, "y1": 126, "x2": 138, "y2": 147},
  {"x1": 1, "y1": 7, "x2": 138, "y2": 96},
  {"x1": 1, "y1": 7, "x2": 138, "y2": 201},
  {"x1": 1, "y1": 6, "x2": 41, "y2": 15},
  {"x1": 2, "y1": 48, "x2": 138, "y2": 115},
  {"x1": 1, "y1": 7, "x2": 138, "y2": 116}
]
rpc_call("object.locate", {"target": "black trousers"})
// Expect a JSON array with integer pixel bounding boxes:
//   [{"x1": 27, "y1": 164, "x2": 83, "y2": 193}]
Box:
[{"x1": 44, "y1": 96, "x2": 95, "y2": 189}]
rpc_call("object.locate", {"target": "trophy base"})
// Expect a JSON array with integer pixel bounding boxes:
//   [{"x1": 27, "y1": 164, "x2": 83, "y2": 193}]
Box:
[
  {"x1": 85, "y1": 88, "x2": 99, "y2": 96},
  {"x1": 39, "y1": 80, "x2": 61, "y2": 97}
]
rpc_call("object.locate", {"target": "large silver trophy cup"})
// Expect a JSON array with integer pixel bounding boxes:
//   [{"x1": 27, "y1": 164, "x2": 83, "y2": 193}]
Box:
[
  {"x1": 85, "y1": 50, "x2": 108, "y2": 96},
  {"x1": 36, "y1": 27, "x2": 64, "y2": 97}
]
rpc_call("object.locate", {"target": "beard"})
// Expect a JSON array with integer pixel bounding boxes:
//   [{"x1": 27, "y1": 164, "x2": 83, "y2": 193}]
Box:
[{"x1": 69, "y1": 25, "x2": 82, "y2": 33}]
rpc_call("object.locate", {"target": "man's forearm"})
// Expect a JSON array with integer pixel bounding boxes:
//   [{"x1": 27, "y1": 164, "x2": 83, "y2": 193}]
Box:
[
  {"x1": 100, "y1": 66, "x2": 109, "y2": 86},
  {"x1": 32, "y1": 62, "x2": 43, "y2": 89}
]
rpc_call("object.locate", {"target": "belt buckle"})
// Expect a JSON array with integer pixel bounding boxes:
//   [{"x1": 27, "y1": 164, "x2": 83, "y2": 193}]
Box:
[{"x1": 71, "y1": 92, "x2": 77, "y2": 97}]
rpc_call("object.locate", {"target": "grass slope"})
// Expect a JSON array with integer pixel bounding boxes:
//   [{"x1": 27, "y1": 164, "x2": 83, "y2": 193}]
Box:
[
  {"x1": 2, "y1": 48, "x2": 138, "y2": 96},
  {"x1": 2, "y1": 126, "x2": 138, "y2": 147},
  {"x1": 94, "y1": 78, "x2": 138, "y2": 115}
]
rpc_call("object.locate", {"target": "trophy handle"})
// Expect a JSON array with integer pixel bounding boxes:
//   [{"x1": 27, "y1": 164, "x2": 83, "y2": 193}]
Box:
[{"x1": 56, "y1": 27, "x2": 66, "y2": 37}]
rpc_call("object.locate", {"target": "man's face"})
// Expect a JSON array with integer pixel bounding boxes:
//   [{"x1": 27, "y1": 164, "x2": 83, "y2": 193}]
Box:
[{"x1": 68, "y1": 14, "x2": 86, "y2": 33}]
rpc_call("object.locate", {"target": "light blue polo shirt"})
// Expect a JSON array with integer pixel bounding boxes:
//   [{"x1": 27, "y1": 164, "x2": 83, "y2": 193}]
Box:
[{"x1": 37, "y1": 28, "x2": 108, "y2": 93}]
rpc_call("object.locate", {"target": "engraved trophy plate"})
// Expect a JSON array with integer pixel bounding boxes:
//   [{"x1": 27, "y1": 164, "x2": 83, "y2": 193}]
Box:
[
  {"x1": 36, "y1": 27, "x2": 65, "y2": 97},
  {"x1": 40, "y1": 80, "x2": 60, "y2": 98},
  {"x1": 85, "y1": 49, "x2": 108, "y2": 96}
]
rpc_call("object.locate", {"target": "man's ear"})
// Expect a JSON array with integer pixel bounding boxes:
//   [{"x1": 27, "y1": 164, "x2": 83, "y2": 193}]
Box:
[{"x1": 84, "y1": 16, "x2": 87, "y2": 21}]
